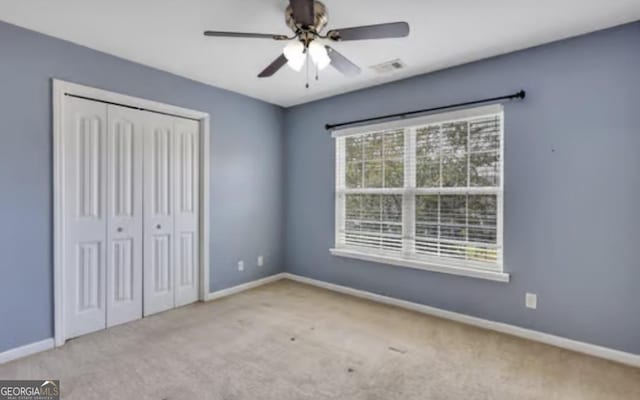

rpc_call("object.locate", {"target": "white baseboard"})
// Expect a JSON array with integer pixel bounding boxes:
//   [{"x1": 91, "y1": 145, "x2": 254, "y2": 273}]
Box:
[
  {"x1": 2, "y1": 273, "x2": 638, "y2": 368},
  {"x1": 205, "y1": 273, "x2": 286, "y2": 301},
  {"x1": 283, "y1": 273, "x2": 640, "y2": 368},
  {"x1": 0, "y1": 338, "x2": 54, "y2": 364},
  {"x1": 0, "y1": 274, "x2": 286, "y2": 364}
]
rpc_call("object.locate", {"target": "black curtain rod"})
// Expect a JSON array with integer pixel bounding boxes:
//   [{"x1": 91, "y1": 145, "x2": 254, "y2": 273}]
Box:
[{"x1": 325, "y1": 90, "x2": 526, "y2": 131}]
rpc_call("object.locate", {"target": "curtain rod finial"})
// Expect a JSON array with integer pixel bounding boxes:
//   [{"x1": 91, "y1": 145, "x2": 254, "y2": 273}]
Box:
[{"x1": 517, "y1": 90, "x2": 526, "y2": 99}]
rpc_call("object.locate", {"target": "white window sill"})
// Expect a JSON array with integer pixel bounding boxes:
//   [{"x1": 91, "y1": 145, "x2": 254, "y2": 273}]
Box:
[{"x1": 329, "y1": 248, "x2": 510, "y2": 283}]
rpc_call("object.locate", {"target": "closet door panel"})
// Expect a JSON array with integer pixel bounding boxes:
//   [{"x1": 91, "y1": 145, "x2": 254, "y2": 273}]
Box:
[
  {"x1": 143, "y1": 113, "x2": 176, "y2": 316},
  {"x1": 106, "y1": 105, "x2": 143, "y2": 327},
  {"x1": 63, "y1": 97, "x2": 108, "y2": 339},
  {"x1": 174, "y1": 119, "x2": 200, "y2": 307}
]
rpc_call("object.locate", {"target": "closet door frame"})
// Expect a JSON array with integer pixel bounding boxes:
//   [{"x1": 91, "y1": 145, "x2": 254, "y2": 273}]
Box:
[{"x1": 53, "y1": 79, "x2": 210, "y2": 347}]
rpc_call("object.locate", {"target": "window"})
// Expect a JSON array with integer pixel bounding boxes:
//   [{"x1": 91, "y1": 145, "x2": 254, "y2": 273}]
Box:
[{"x1": 332, "y1": 105, "x2": 507, "y2": 282}]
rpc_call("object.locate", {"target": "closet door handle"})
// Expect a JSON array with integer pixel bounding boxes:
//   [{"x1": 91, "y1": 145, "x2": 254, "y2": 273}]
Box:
[
  {"x1": 156, "y1": 224, "x2": 162, "y2": 230},
  {"x1": 117, "y1": 227, "x2": 123, "y2": 233}
]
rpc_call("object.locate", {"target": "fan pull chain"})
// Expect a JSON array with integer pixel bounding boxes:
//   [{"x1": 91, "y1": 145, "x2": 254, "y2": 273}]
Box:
[{"x1": 305, "y1": 50, "x2": 310, "y2": 89}]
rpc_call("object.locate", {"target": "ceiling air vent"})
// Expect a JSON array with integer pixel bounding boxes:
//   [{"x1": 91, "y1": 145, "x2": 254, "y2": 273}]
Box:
[{"x1": 369, "y1": 59, "x2": 406, "y2": 74}]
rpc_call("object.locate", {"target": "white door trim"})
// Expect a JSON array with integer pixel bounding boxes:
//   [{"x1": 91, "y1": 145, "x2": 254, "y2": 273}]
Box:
[{"x1": 52, "y1": 79, "x2": 211, "y2": 347}]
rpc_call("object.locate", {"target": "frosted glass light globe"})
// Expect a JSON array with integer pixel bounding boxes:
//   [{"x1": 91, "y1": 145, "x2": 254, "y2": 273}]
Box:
[
  {"x1": 283, "y1": 41, "x2": 305, "y2": 72},
  {"x1": 308, "y1": 41, "x2": 331, "y2": 71}
]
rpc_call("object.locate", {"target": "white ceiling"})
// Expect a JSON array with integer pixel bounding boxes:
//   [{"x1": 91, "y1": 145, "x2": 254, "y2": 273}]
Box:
[{"x1": 1, "y1": 0, "x2": 639, "y2": 107}]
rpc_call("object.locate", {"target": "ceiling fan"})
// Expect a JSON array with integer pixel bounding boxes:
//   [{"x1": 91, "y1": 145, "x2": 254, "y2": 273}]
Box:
[{"x1": 203, "y1": 0, "x2": 410, "y2": 82}]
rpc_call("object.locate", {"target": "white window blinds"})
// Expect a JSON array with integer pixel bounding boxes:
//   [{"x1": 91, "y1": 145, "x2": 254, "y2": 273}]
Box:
[{"x1": 334, "y1": 105, "x2": 504, "y2": 273}]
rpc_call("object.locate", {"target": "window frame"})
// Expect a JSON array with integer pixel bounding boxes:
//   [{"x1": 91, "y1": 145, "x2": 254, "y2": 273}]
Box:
[{"x1": 332, "y1": 104, "x2": 509, "y2": 283}]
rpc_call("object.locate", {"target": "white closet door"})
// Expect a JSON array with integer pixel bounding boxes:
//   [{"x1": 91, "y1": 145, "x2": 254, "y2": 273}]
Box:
[
  {"x1": 143, "y1": 112, "x2": 176, "y2": 316},
  {"x1": 106, "y1": 105, "x2": 143, "y2": 327},
  {"x1": 174, "y1": 118, "x2": 200, "y2": 307},
  {"x1": 63, "y1": 97, "x2": 108, "y2": 339}
]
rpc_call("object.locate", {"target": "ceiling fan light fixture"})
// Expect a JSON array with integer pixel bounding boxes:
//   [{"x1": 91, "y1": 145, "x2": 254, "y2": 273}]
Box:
[
  {"x1": 283, "y1": 41, "x2": 305, "y2": 71},
  {"x1": 288, "y1": 57, "x2": 306, "y2": 72},
  {"x1": 308, "y1": 41, "x2": 331, "y2": 70},
  {"x1": 204, "y1": 0, "x2": 409, "y2": 79}
]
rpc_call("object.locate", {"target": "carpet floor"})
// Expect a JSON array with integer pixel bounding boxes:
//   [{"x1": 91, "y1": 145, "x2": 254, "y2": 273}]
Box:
[{"x1": 1, "y1": 279, "x2": 639, "y2": 399}]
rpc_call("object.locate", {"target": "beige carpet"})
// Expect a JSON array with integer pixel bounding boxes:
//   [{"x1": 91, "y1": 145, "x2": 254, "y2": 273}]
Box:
[{"x1": 1, "y1": 279, "x2": 638, "y2": 399}]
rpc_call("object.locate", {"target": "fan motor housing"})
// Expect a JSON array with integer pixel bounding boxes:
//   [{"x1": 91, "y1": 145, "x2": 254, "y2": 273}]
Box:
[{"x1": 285, "y1": 1, "x2": 328, "y2": 33}]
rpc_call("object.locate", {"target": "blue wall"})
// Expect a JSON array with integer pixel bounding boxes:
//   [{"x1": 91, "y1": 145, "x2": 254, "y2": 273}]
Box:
[
  {"x1": 0, "y1": 21, "x2": 286, "y2": 352},
  {"x1": 284, "y1": 22, "x2": 640, "y2": 354},
  {"x1": 2, "y1": 18, "x2": 639, "y2": 356}
]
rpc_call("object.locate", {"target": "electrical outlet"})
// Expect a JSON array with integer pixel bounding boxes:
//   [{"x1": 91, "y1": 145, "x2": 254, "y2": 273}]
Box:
[
  {"x1": 257, "y1": 256, "x2": 264, "y2": 267},
  {"x1": 526, "y1": 293, "x2": 537, "y2": 309},
  {"x1": 237, "y1": 260, "x2": 244, "y2": 272}
]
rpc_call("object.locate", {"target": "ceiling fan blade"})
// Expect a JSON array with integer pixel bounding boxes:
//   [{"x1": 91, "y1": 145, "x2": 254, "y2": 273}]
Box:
[
  {"x1": 326, "y1": 46, "x2": 361, "y2": 77},
  {"x1": 327, "y1": 22, "x2": 410, "y2": 41},
  {"x1": 289, "y1": 0, "x2": 315, "y2": 27},
  {"x1": 204, "y1": 31, "x2": 289, "y2": 40},
  {"x1": 258, "y1": 54, "x2": 288, "y2": 78}
]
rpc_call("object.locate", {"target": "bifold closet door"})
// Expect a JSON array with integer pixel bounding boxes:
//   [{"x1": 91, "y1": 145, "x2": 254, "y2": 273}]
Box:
[
  {"x1": 63, "y1": 99, "x2": 144, "y2": 339},
  {"x1": 105, "y1": 105, "x2": 144, "y2": 327},
  {"x1": 63, "y1": 97, "x2": 108, "y2": 339},
  {"x1": 143, "y1": 113, "x2": 200, "y2": 316},
  {"x1": 63, "y1": 96, "x2": 200, "y2": 334}
]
